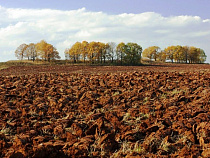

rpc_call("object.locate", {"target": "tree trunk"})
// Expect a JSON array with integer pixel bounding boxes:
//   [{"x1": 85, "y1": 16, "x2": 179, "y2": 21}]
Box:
[{"x1": 83, "y1": 57, "x2": 85, "y2": 63}]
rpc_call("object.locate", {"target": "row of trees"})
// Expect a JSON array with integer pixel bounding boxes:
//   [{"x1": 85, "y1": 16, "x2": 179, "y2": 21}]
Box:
[
  {"x1": 64, "y1": 41, "x2": 142, "y2": 65},
  {"x1": 15, "y1": 40, "x2": 60, "y2": 62},
  {"x1": 142, "y1": 45, "x2": 207, "y2": 63},
  {"x1": 15, "y1": 40, "x2": 207, "y2": 64}
]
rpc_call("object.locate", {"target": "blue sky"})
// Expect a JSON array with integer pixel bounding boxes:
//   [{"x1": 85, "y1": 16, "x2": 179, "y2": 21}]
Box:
[
  {"x1": 1, "y1": 0, "x2": 209, "y2": 18},
  {"x1": 0, "y1": 0, "x2": 210, "y2": 62}
]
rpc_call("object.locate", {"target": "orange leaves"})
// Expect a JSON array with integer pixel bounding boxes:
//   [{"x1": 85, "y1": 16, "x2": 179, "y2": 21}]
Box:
[
  {"x1": 142, "y1": 45, "x2": 207, "y2": 63},
  {"x1": 142, "y1": 46, "x2": 160, "y2": 61},
  {"x1": 164, "y1": 45, "x2": 206, "y2": 63},
  {"x1": 36, "y1": 40, "x2": 60, "y2": 62},
  {"x1": 65, "y1": 41, "x2": 107, "y2": 64},
  {"x1": 15, "y1": 40, "x2": 60, "y2": 62}
]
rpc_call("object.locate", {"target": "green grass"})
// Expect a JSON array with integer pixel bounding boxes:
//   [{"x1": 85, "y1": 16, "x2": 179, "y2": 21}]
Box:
[
  {"x1": 0, "y1": 64, "x2": 9, "y2": 70},
  {"x1": 0, "y1": 60, "x2": 68, "y2": 70},
  {"x1": 0, "y1": 60, "x2": 34, "y2": 70}
]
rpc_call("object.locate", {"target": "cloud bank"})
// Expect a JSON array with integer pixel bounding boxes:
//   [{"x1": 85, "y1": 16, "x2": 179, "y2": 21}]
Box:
[{"x1": 0, "y1": 6, "x2": 210, "y2": 63}]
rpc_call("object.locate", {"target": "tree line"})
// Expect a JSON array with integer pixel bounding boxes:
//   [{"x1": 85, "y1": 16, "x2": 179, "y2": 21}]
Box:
[
  {"x1": 64, "y1": 41, "x2": 142, "y2": 65},
  {"x1": 15, "y1": 40, "x2": 60, "y2": 62},
  {"x1": 15, "y1": 40, "x2": 207, "y2": 64},
  {"x1": 143, "y1": 45, "x2": 207, "y2": 63}
]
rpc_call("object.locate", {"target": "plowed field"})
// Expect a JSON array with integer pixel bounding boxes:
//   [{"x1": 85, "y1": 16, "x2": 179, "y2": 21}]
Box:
[
  {"x1": 0, "y1": 64, "x2": 210, "y2": 76},
  {"x1": 0, "y1": 64, "x2": 210, "y2": 157}
]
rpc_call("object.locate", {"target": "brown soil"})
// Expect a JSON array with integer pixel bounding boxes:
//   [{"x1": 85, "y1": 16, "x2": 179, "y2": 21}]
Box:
[
  {"x1": 0, "y1": 63, "x2": 210, "y2": 157},
  {"x1": 0, "y1": 63, "x2": 209, "y2": 76}
]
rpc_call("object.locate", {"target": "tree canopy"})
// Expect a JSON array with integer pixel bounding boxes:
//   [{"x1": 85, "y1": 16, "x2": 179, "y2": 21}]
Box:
[
  {"x1": 15, "y1": 40, "x2": 60, "y2": 62},
  {"x1": 143, "y1": 45, "x2": 206, "y2": 63},
  {"x1": 65, "y1": 41, "x2": 142, "y2": 65},
  {"x1": 142, "y1": 46, "x2": 160, "y2": 61}
]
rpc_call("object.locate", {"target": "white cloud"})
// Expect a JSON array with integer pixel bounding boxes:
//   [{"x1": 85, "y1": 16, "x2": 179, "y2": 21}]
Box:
[
  {"x1": 203, "y1": 19, "x2": 210, "y2": 23},
  {"x1": 0, "y1": 6, "x2": 210, "y2": 63}
]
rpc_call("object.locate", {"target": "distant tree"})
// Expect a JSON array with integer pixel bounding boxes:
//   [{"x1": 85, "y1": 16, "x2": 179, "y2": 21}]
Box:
[
  {"x1": 188, "y1": 46, "x2": 199, "y2": 63},
  {"x1": 163, "y1": 45, "x2": 206, "y2": 63},
  {"x1": 198, "y1": 48, "x2": 207, "y2": 63},
  {"x1": 72, "y1": 42, "x2": 82, "y2": 63},
  {"x1": 164, "y1": 46, "x2": 177, "y2": 63},
  {"x1": 142, "y1": 46, "x2": 160, "y2": 61},
  {"x1": 116, "y1": 42, "x2": 126, "y2": 65},
  {"x1": 81, "y1": 41, "x2": 89, "y2": 63},
  {"x1": 36, "y1": 40, "x2": 48, "y2": 61},
  {"x1": 15, "y1": 44, "x2": 28, "y2": 60},
  {"x1": 157, "y1": 50, "x2": 167, "y2": 62},
  {"x1": 68, "y1": 48, "x2": 76, "y2": 63},
  {"x1": 64, "y1": 42, "x2": 207, "y2": 65},
  {"x1": 124, "y1": 42, "x2": 142, "y2": 65},
  {"x1": 25, "y1": 43, "x2": 37, "y2": 62},
  {"x1": 106, "y1": 42, "x2": 116, "y2": 63},
  {"x1": 68, "y1": 45, "x2": 77, "y2": 63},
  {"x1": 36, "y1": 40, "x2": 60, "y2": 62},
  {"x1": 182, "y1": 46, "x2": 190, "y2": 63},
  {"x1": 98, "y1": 42, "x2": 106, "y2": 64},
  {"x1": 172, "y1": 45, "x2": 185, "y2": 63},
  {"x1": 50, "y1": 48, "x2": 60, "y2": 61},
  {"x1": 88, "y1": 41, "x2": 100, "y2": 64}
]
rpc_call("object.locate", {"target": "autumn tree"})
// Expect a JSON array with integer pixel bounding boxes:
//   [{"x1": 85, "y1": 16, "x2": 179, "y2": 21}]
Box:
[
  {"x1": 75, "y1": 42, "x2": 82, "y2": 62},
  {"x1": 65, "y1": 41, "x2": 114, "y2": 64},
  {"x1": 188, "y1": 46, "x2": 201, "y2": 63},
  {"x1": 36, "y1": 40, "x2": 60, "y2": 62},
  {"x1": 163, "y1": 45, "x2": 206, "y2": 63},
  {"x1": 15, "y1": 44, "x2": 28, "y2": 60},
  {"x1": 182, "y1": 46, "x2": 190, "y2": 63},
  {"x1": 98, "y1": 42, "x2": 106, "y2": 64},
  {"x1": 142, "y1": 46, "x2": 160, "y2": 61},
  {"x1": 66, "y1": 48, "x2": 74, "y2": 63},
  {"x1": 116, "y1": 42, "x2": 126, "y2": 65},
  {"x1": 81, "y1": 41, "x2": 89, "y2": 63},
  {"x1": 198, "y1": 48, "x2": 207, "y2": 63},
  {"x1": 88, "y1": 41, "x2": 100, "y2": 64},
  {"x1": 25, "y1": 43, "x2": 37, "y2": 62},
  {"x1": 142, "y1": 47, "x2": 151, "y2": 61},
  {"x1": 68, "y1": 46, "x2": 76, "y2": 63},
  {"x1": 70, "y1": 42, "x2": 82, "y2": 63},
  {"x1": 172, "y1": 45, "x2": 185, "y2": 63},
  {"x1": 36, "y1": 40, "x2": 48, "y2": 61},
  {"x1": 50, "y1": 48, "x2": 60, "y2": 61},
  {"x1": 157, "y1": 50, "x2": 166, "y2": 62},
  {"x1": 183, "y1": 46, "x2": 206, "y2": 63},
  {"x1": 65, "y1": 41, "x2": 88, "y2": 63},
  {"x1": 164, "y1": 46, "x2": 177, "y2": 63}
]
